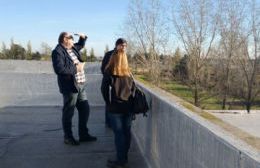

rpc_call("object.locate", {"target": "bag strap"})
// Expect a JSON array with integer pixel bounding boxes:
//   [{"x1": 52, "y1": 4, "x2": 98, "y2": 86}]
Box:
[
  {"x1": 129, "y1": 72, "x2": 136, "y2": 85},
  {"x1": 129, "y1": 73, "x2": 149, "y2": 119},
  {"x1": 129, "y1": 72, "x2": 138, "y2": 94}
]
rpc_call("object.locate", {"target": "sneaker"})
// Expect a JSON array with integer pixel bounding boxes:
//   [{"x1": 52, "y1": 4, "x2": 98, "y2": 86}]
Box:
[
  {"x1": 107, "y1": 159, "x2": 128, "y2": 168},
  {"x1": 79, "y1": 134, "x2": 97, "y2": 142},
  {"x1": 64, "y1": 137, "x2": 80, "y2": 146}
]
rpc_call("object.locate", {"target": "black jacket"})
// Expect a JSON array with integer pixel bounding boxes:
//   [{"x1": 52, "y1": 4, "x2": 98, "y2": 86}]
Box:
[
  {"x1": 101, "y1": 72, "x2": 134, "y2": 114},
  {"x1": 101, "y1": 50, "x2": 114, "y2": 74},
  {"x1": 52, "y1": 37, "x2": 86, "y2": 93}
]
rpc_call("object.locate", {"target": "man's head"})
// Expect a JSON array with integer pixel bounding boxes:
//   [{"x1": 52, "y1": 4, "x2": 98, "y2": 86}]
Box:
[
  {"x1": 58, "y1": 32, "x2": 74, "y2": 49},
  {"x1": 115, "y1": 38, "x2": 127, "y2": 53}
]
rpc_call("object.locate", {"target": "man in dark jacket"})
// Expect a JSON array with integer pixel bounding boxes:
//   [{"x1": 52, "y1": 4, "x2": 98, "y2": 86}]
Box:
[
  {"x1": 52, "y1": 32, "x2": 97, "y2": 146},
  {"x1": 101, "y1": 49, "x2": 114, "y2": 128},
  {"x1": 101, "y1": 38, "x2": 128, "y2": 128}
]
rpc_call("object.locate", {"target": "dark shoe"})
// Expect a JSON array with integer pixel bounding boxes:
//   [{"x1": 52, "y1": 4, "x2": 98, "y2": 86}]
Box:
[
  {"x1": 79, "y1": 134, "x2": 97, "y2": 142},
  {"x1": 107, "y1": 159, "x2": 128, "y2": 168},
  {"x1": 64, "y1": 137, "x2": 80, "y2": 146}
]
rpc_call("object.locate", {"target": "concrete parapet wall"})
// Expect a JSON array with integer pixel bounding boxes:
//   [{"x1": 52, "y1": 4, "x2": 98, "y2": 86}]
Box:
[{"x1": 132, "y1": 82, "x2": 260, "y2": 168}]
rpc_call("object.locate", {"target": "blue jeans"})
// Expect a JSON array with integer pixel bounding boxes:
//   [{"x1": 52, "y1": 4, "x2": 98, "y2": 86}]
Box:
[
  {"x1": 108, "y1": 112, "x2": 132, "y2": 164},
  {"x1": 62, "y1": 84, "x2": 89, "y2": 138}
]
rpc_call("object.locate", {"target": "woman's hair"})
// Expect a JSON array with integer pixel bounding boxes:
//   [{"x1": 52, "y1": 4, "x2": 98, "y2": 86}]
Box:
[{"x1": 105, "y1": 50, "x2": 130, "y2": 76}]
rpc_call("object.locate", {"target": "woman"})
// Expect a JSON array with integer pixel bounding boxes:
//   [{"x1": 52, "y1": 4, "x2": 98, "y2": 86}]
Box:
[{"x1": 101, "y1": 38, "x2": 134, "y2": 168}]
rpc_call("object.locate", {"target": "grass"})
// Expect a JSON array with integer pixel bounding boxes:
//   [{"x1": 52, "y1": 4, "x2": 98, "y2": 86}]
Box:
[
  {"x1": 135, "y1": 74, "x2": 260, "y2": 110},
  {"x1": 158, "y1": 80, "x2": 223, "y2": 110},
  {"x1": 160, "y1": 80, "x2": 193, "y2": 102}
]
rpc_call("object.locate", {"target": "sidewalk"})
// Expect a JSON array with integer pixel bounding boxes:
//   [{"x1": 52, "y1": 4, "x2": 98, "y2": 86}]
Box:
[{"x1": 207, "y1": 110, "x2": 260, "y2": 138}]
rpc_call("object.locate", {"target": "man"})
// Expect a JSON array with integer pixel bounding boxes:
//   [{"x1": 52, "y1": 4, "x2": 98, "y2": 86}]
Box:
[
  {"x1": 52, "y1": 32, "x2": 97, "y2": 146},
  {"x1": 101, "y1": 38, "x2": 127, "y2": 128}
]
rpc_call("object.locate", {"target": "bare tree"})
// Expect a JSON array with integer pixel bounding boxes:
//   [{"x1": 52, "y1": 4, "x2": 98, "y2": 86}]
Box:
[
  {"x1": 125, "y1": 0, "x2": 169, "y2": 84},
  {"x1": 171, "y1": 0, "x2": 219, "y2": 106},
  {"x1": 104, "y1": 45, "x2": 109, "y2": 55},
  {"x1": 236, "y1": 0, "x2": 260, "y2": 113},
  {"x1": 26, "y1": 41, "x2": 32, "y2": 60},
  {"x1": 216, "y1": 0, "x2": 247, "y2": 109},
  {"x1": 41, "y1": 42, "x2": 52, "y2": 61}
]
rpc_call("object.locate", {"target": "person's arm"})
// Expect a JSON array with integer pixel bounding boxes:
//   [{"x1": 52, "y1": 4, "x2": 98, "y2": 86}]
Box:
[
  {"x1": 52, "y1": 49, "x2": 76, "y2": 75},
  {"x1": 101, "y1": 74, "x2": 112, "y2": 104},
  {"x1": 101, "y1": 51, "x2": 112, "y2": 74},
  {"x1": 74, "y1": 33, "x2": 87, "y2": 51},
  {"x1": 76, "y1": 62, "x2": 85, "y2": 72}
]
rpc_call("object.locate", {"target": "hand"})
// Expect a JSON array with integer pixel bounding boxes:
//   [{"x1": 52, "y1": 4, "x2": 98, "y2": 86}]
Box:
[
  {"x1": 76, "y1": 62, "x2": 85, "y2": 72},
  {"x1": 74, "y1": 33, "x2": 87, "y2": 39}
]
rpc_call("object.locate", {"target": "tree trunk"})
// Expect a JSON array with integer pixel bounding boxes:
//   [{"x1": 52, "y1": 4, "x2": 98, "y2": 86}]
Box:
[
  {"x1": 222, "y1": 94, "x2": 227, "y2": 110},
  {"x1": 246, "y1": 101, "x2": 251, "y2": 114},
  {"x1": 194, "y1": 84, "x2": 200, "y2": 107},
  {"x1": 246, "y1": 86, "x2": 252, "y2": 114}
]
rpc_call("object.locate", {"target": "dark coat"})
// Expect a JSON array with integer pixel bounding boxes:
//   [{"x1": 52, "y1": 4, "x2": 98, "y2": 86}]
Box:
[
  {"x1": 101, "y1": 50, "x2": 114, "y2": 74},
  {"x1": 52, "y1": 37, "x2": 86, "y2": 93},
  {"x1": 101, "y1": 72, "x2": 134, "y2": 114}
]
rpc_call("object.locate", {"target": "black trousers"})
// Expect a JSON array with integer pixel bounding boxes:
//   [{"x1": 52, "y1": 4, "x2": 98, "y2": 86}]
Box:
[{"x1": 62, "y1": 85, "x2": 89, "y2": 138}]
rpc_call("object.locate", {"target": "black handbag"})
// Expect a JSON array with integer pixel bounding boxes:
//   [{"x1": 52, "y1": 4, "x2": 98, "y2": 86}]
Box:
[
  {"x1": 132, "y1": 86, "x2": 149, "y2": 116},
  {"x1": 130, "y1": 74, "x2": 149, "y2": 117}
]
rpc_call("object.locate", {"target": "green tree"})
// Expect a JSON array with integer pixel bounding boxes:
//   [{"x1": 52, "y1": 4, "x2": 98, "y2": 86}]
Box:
[
  {"x1": 174, "y1": 54, "x2": 189, "y2": 81},
  {"x1": 90, "y1": 48, "x2": 96, "y2": 62},
  {"x1": 1, "y1": 42, "x2": 7, "y2": 59},
  {"x1": 31, "y1": 51, "x2": 41, "y2": 60},
  {"x1": 9, "y1": 43, "x2": 26, "y2": 60},
  {"x1": 81, "y1": 47, "x2": 87, "y2": 62},
  {"x1": 172, "y1": 47, "x2": 181, "y2": 64}
]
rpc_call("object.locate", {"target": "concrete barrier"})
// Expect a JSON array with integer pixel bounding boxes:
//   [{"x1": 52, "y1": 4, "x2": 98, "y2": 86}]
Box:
[{"x1": 132, "y1": 82, "x2": 260, "y2": 168}]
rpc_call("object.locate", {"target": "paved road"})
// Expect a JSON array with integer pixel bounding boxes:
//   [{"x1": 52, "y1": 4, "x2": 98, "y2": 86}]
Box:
[{"x1": 209, "y1": 111, "x2": 260, "y2": 138}]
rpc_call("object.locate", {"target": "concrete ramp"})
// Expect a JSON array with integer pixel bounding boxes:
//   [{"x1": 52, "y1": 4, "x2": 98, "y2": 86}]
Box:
[
  {"x1": 0, "y1": 60, "x2": 104, "y2": 107},
  {"x1": 0, "y1": 106, "x2": 147, "y2": 168},
  {"x1": 0, "y1": 60, "x2": 147, "y2": 168}
]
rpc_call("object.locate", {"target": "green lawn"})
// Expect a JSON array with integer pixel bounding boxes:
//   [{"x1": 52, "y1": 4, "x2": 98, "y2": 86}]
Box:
[{"x1": 135, "y1": 74, "x2": 260, "y2": 110}]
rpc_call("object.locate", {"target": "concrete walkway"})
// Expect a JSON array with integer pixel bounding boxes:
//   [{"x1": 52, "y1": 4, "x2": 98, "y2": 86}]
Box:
[
  {"x1": 0, "y1": 106, "x2": 147, "y2": 168},
  {"x1": 0, "y1": 60, "x2": 147, "y2": 168}
]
